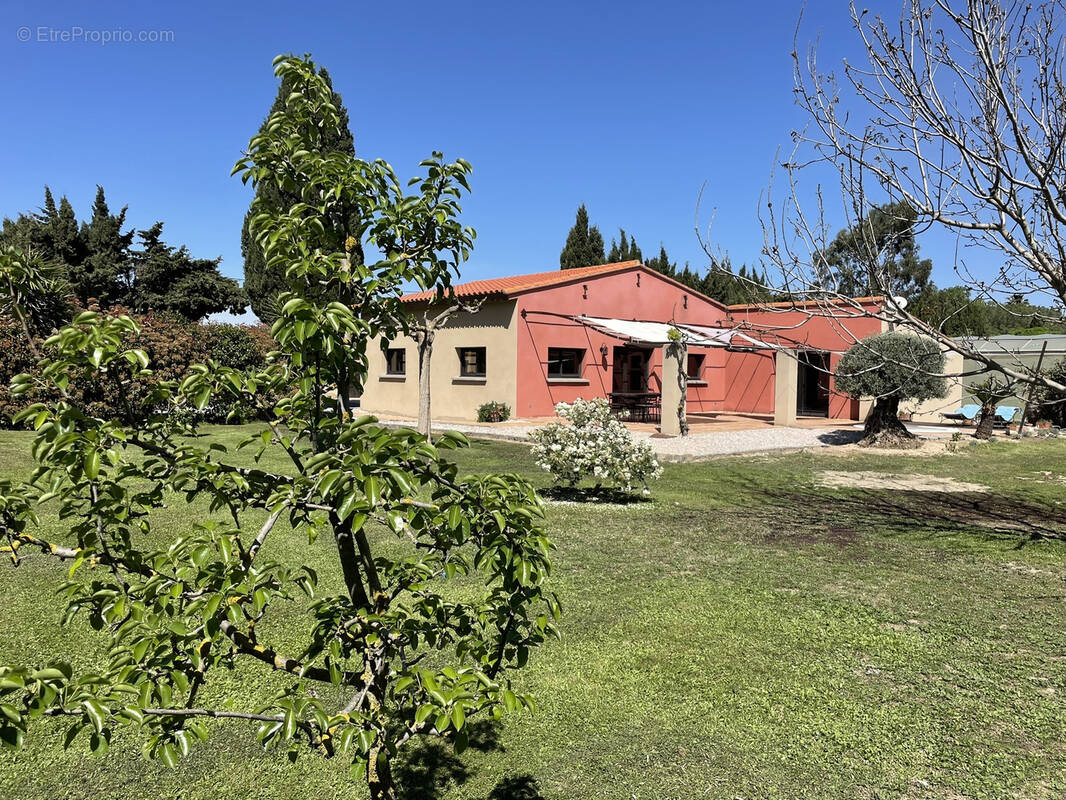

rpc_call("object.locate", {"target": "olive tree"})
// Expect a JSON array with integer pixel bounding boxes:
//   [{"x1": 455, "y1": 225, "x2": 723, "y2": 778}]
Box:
[
  {"x1": 836, "y1": 331, "x2": 946, "y2": 446},
  {"x1": 0, "y1": 56, "x2": 558, "y2": 800},
  {"x1": 970, "y1": 376, "x2": 1018, "y2": 440}
]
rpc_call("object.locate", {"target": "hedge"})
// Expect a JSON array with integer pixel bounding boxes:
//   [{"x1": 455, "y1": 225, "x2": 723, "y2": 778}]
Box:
[{"x1": 0, "y1": 314, "x2": 275, "y2": 427}]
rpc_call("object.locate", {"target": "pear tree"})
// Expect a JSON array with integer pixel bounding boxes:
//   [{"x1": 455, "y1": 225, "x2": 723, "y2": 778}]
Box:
[{"x1": 0, "y1": 55, "x2": 558, "y2": 800}]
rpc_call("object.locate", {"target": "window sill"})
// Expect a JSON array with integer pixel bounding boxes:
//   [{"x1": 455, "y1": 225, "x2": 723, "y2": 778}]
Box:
[
  {"x1": 687, "y1": 379, "x2": 708, "y2": 387},
  {"x1": 379, "y1": 375, "x2": 406, "y2": 382},
  {"x1": 452, "y1": 376, "x2": 487, "y2": 385},
  {"x1": 546, "y1": 377, "x2": 589, "y2": 385}
]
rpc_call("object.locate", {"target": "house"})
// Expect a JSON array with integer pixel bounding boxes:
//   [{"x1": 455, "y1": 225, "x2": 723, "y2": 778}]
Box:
[{"x1": 357, "y1": 261, "x2": 890, "y2": 425}]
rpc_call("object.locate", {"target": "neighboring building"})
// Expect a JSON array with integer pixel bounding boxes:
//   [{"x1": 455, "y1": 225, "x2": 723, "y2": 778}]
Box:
[
  {"x1": 358, "y1": 261, "x2": 889, "y2": 424},
  {"x1": 961, "y1": 334, "x2": 1066, "y2": 405}
]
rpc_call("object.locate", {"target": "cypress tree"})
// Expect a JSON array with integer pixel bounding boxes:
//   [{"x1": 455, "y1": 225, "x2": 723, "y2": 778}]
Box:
[
  {"x1": 241, "y1": 66, "x2": 362, "y2": 322},
  {"x1": 559, "y1": 205, "x2": 606, "y2": 269},
  {"x1": 50, "y1": 196, "x2": 85, "y2": 268},
  {"x1": 607, "y1": 228, "x2": 645, "y2": 263},
  {"x1": 643, "y1": 245, "x2": 671, "y2": 277}
]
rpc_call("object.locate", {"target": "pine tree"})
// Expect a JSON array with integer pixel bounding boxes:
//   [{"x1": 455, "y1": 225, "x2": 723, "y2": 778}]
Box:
[
  {"x1": 818, "y1": 201, "x2": 932, "y2": 299},
  {"x1": 127, "y1": 223, "x2": 245, "y2": 320},
  {"x1": 76, "y1": 186, "x2": 134, "y2": 306},
  {"x1": 559, "y1": 204, "x2": 606, "y2": 269},
  {"x1": 241, "y1": 66, "x2": 362, "y2": 322},
  {"x1": 1, "y1": 188, "x2": 67, "y2": 262}
]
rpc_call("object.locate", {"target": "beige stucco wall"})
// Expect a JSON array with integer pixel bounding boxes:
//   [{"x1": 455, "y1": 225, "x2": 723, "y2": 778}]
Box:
[
  {"x1": 358, "y1": 300, "x2": 518, "y2": 421},
  {"x1": 900, "y1": 350, "x2": 965, "y2": 423}
]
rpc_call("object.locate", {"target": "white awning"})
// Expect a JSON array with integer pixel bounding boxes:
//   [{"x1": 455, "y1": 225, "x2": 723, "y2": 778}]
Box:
[
  {"x1": 676, "y1": 323, "x2": 778, "y2": 351},
  {"x1": 574, "y1": 316, "x2": 776, "y2": 350}
]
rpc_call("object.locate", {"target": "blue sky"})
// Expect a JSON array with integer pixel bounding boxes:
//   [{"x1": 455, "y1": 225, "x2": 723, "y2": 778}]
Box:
[{"x1": 2, "y1": 1, "x2": 974, "y2": 317}]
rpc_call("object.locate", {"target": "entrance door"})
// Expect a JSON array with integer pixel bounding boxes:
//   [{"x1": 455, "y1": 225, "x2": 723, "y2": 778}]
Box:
[
  {"x1": 797, "y1": 351, "x2": 831, "y2": 416},
  {"x1": 612, "y1": 346, "x2": 650, "y2": 393}
]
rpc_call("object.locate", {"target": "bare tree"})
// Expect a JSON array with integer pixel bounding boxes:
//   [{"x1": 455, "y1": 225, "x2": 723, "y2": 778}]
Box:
[
  {"x1": 703, "y1": 0, "x2": 1066, "y2": 396},
  {"x1": 409, "y1": 298, "x2": 482, "y2": 438}
]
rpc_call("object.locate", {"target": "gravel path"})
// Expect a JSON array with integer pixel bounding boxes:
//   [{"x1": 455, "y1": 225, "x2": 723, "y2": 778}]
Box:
[
  {"x1": 375, "y1": 418, "x2": 865, "y2": 460},
  {"x1": 628, "y1": 426, "x2": 864, "y2": 459}
]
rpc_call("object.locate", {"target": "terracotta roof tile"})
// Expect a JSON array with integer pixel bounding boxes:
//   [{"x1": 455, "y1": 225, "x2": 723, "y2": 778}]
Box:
[{"x1": 401, "y1": 261, "x2": 642, "y2": 303}]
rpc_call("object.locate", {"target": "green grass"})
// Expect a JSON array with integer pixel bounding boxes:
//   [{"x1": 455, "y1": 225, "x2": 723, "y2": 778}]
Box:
[{"x1": 2, "y1": 426, "x2": 1066, "y2": 799}]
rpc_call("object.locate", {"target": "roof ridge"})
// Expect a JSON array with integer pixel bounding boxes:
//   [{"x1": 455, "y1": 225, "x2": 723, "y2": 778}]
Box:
[{"x1": 401, "y1": 260, "x2": 643, "y2": 303}]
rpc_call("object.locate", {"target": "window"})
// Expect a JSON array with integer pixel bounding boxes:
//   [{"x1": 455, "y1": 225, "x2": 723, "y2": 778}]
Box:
[
  {"x1": 687, "y1": 353, "x2": 705, "y2": 381},
  {"x1": 457, "y1": 347, "x2": 486, "y2": 377},
  {"x1": 385, "y1": 348, "x2": 406, "y2": 375},
  {"x1": 547, "y1": 347, "x2": 584, "y2": 378}
]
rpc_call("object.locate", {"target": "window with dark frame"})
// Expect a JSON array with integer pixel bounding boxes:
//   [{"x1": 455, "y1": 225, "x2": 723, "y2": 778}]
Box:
[
  {"x1": 385, "y1": 348, "x2": 406, "y2": 375},
  {"x1": 687, "y1": 353, "x2": 705, "y2": 381},
  {"x1": 457, "y1": 347, "x2": 486, "y2": 377},
  {"x1": 547, "y1": 347, "x2": 584, "y2": 378}
]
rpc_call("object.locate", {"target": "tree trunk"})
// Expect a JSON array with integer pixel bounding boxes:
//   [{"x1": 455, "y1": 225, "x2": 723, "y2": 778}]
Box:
[
  {"x1": 665, "y1": 338, "x2": 689, "y2": 437},
  {"x1": 367, "y1": 745, "x2": 396, "y2": 800},
  {"x1": 417, "y1": 332, "x2": 433, "y2": 439},
  {"x1": 973, "y1": 405, "x2": 996, "y2": 439},
  {"x1": 861, "y1": 395, "x2": 916, "y2": 448}
]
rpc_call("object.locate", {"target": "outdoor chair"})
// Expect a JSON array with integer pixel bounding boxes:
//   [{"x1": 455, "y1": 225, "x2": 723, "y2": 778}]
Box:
[
  {"x1": 941, "y1": 404, "x2": 981, "y2": 424},
  {"x1": 636, "y1": 395, "x2": 661, "y2": 424},
  {"x1": 994, "y1": 406, "x2": 1020, "y2": 427}
]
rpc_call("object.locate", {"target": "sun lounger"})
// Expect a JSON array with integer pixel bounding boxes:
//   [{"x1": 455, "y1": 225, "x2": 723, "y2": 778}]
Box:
[
  {"x1": 941, "y1": 404, "x2": 981, "y2": 423},
  {"x1": 994, "y1": 406, "x2": 1020, "y2": 425}
]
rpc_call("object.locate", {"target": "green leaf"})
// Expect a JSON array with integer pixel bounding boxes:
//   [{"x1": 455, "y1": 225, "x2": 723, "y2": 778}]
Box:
[
  {"x1": 89, "y1": 731, "x2": 109, "y2": 756},
  {"x1": 0, "y1": 704, "x2": 20, "y2": 725},
  {"x1": 83, "y1": 452, "x2": 100, "y2": 482},
  {"x1": 365, "y1": 476, "x2": 381, "y2": 507},
  {"x1": 82, "y1": 699, "x2": 106, "y2": 734},
  {"x1": 31, "y1": 667, "x2": 67, "y2": 682},
  {"x1": 356, "y1": 728, "x2": 376, "y2": 753},
  {"x1": 158, "y1": 741, "x2": 178, "y2": 768}
]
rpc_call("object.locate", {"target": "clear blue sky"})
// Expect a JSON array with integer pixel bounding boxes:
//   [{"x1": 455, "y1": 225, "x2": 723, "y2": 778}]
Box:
[{"x1": 2, "y1": 0, "x2": 972, "y2": 317}]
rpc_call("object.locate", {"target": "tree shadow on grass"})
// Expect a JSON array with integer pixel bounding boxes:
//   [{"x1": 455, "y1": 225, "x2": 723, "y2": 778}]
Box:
[
  {"x1": 485, "y1": 775, "x2": 545, "y2": 799},
  {"x1": 393, "y1": 720, "x2": 508, "y2": 800},
  {"x1": 730, "y1": 475, "x2": 1066, "y2": 550},
  {"x1": 539, "y1": 486, "x2": 652, "y2": 505}
]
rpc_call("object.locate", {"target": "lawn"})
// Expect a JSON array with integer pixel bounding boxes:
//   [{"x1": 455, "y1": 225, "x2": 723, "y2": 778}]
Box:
[{"x1": 2, "y1": 426, "x2": 1066, "y2": 799}]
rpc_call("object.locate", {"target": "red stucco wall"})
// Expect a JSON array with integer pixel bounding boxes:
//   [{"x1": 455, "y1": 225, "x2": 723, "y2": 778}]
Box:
[
  {"x1": 510, "y1": 268, "x2": 882, "y2": 420},
  {"x1": 727, "y1": 302, "x2": 884, "y2": 420},
  {"x1": 514, "y1": 268, "x2": 731, "y2": 417}
]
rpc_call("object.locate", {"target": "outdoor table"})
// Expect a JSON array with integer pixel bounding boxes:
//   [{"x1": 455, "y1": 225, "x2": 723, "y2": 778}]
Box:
[{"x1": 608, "y1": 392, "x2": 661, "y2": 423}]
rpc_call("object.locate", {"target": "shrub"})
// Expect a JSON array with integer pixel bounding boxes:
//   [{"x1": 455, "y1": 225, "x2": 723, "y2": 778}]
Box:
[
  {"x1": 530, "y1": 397, "x2": 662, "y2": 494},
  {"x1": 202, "y1": 323, "x2": 272, "y2": 370},
  {"x1": 199, "y1": 323, "x2": 277, "y2": 423},
  {"x1": 477, "y1": 400, "x2": 510, "y2": 422},
  {"x1": 0, "y1": 310, "x2": 210, "y2": 427},
  {"x1": 0, "y1": 318, "x2": 46, "y2": 426}
]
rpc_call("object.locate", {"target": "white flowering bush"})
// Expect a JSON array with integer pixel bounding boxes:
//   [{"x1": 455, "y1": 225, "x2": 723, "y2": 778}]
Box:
[{"x1": 530, "y1": 398, "x2": 662, "y2": 495}]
